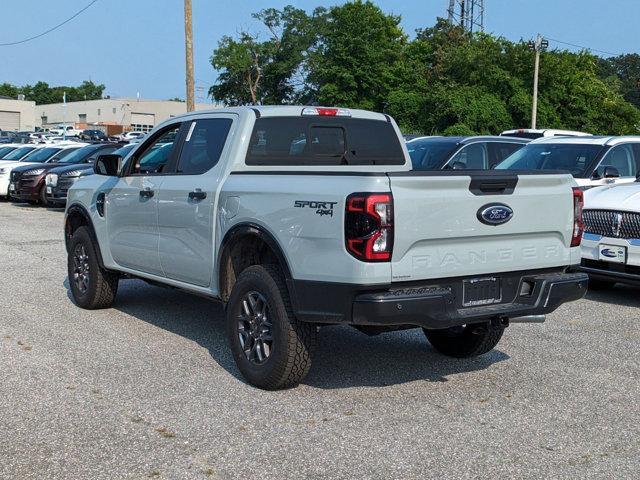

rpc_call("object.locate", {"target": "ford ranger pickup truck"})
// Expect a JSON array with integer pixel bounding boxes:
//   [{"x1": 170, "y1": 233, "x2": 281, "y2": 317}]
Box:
[{"x1": 64, "y1": 106, "x2": 588, "y2": 390}]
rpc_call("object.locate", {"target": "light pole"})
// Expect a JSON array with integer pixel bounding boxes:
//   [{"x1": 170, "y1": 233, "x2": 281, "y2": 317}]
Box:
[
  {"x1": 528, "y1": 34, "x2": 548, "y2": 129},
  {"x1": 184, "y1": 0, "x2": 195, "y2": 112}
]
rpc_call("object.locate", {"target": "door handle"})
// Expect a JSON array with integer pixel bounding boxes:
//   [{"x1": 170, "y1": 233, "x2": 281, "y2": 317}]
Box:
[
  {"x1": 139, "y1": 188, "x2": 154, "y2": 198},
  {"x1": 189, "y1": 190, "x2": 207, "y2": 201}
]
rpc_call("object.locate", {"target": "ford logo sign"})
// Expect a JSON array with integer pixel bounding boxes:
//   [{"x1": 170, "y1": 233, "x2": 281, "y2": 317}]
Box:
[
  {"x1": 477, "y1": 203, "x2": 514, "y2": 226},
  {"x1": 600, "y1": 248, "x2": 617, "y2": 258}
]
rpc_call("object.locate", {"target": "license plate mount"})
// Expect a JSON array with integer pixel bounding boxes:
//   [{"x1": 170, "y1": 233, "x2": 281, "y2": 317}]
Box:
[
  {"x1": 463, "y1": 277, "x2": 501, "y2": 307},
  {"x1": 598, "y1": 244, "x2": 626, "y2": 264}
]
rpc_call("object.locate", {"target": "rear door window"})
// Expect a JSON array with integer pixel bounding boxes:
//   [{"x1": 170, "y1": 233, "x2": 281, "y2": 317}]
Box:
[
  {"x1": 245, "y1": 117, "x2": 404, "y2": 166},
  {"x1": 176, "y1": 118, "x2": 232, "y2": 174}
]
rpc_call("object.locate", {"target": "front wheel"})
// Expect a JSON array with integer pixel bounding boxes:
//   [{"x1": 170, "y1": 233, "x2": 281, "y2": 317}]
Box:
[
  {"x1": 423, "y1": 321, "x2": 505, "y2": 358},
  {"x1": 39, "y1": 185, "x2": 49, "y2": 207},
  {"x1": 67, "y1": 226, "x2": 119, "y2": 309},
  {"x1": 226, "y1": 265, "x2": 317, "y2": 390}
]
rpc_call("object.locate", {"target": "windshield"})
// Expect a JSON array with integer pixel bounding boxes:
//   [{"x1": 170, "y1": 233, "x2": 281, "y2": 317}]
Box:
[
  {"x1": 55, "y1": 145, "x2": 99, "y2": 164},
  {"x1": 407, "y1": 139, "x2": 458, "y2": 170},
  {"x1": 50, "y1": 148, "x2": 82, "y2": 162},
  {"x1": 113, "y1": 144, "x2": 136, "y2": 157},
  {"x1": 2, "y1": 147, "x2": 36, "y2": 161},
  {"x1": 21, "y1": 147, "x2": 61, "y2": 163},
  {"x1": 0, "y1": 146, "x2": 17, "y2": 158},
  {"x1": 495, "y1": 143, "x2": 603, "y2": 176}
]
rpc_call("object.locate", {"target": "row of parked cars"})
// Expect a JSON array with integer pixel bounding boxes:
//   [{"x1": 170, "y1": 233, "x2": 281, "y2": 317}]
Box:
[
  {"x1": 0, "y1": 127, "x2": 146, "y2": 145},
  {"x1": 0, "y1": 141, "x2": 135, "y2": 206},
  {"x1": 1, "y1": 108, "x2": 637, "y2": 389}
]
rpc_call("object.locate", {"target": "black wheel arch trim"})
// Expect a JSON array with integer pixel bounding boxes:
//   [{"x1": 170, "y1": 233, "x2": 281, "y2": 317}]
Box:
[
  {"x1": 65, "y1": 203, "x2": 107, "y2": 269},
  {"x1": 217, "y1": 223, "x2": 295, "y2": 301}
]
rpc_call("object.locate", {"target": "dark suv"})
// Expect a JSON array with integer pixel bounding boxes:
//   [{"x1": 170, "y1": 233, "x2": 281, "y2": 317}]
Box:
[{"x1": 79, "y1": 129, "x2": 107, "y2": 141}]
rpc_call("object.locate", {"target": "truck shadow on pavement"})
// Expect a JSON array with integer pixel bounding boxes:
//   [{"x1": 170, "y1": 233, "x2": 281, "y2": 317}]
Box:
[
  {"x1": 585, "y1": 284, "x2": 640, "y2": 308},
  {"x1": 65, "y1": 278, "x2": 510, "y2": 389}
]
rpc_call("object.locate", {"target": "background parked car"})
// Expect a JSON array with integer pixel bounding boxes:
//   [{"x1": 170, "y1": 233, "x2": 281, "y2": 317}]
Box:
[
  {"x1": 495, "y1": 136, "x2": 640, "y2": 188},
  {"x1": 500, "y1": 128, "x2": 592, "y2": 139},
  {"x1": 118, "y1": 131, "x2": 145, "y2": 143},
  {"x1": 406, "y1": 136, "x2": 529, "y2": 170},
  {"x1": 44, "y1": 143, "x2": 129, "y2": 206},
  {"x1": 7, "y1": 144, "x2": 87, "y2": 204},
  {"x1": 580, "y1": 181, "x2": 640, "y2": 289},
  {"x1": 48, "y1": 125, "x2": 82, "y2": 137},
  {"x1": 78, "y1": 129, "x2": 107, "y2": 141}
]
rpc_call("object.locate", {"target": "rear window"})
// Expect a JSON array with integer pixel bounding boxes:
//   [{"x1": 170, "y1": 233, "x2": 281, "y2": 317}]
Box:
[{"x1": 245, "y1": 117, "x2": 405, "y2": 166}]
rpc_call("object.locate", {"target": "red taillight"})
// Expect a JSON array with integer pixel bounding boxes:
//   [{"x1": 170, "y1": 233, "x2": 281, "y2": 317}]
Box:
[
  {"x1": 301, "y1": 107, "x2": 351, "y2": 117},
  {"x1": 345, "y1": 193, "x2": 393, "y2": 262},
  {"x1": 571, "y1": 187, "x2": 584, "y2": 247}
]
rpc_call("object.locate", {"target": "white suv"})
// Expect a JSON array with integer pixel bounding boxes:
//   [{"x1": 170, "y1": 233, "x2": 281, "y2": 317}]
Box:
[
  {"x1": 580, "y1": 182, "x2": 640, "y2": 288},
  {"x1": 496, "y1": 136, "x2": 640, "y2": 189}
]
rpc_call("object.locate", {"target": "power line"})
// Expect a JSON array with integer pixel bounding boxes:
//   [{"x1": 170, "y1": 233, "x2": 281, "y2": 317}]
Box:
[
  {"x1": 543, "y1": 35, "x2": 620, "y2": 57},
  {"x1": 0, "y1": 0, "x2": 99, "y2": 47}
]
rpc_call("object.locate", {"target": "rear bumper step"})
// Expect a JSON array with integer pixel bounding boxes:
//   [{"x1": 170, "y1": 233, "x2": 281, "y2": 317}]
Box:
[{"x1": 290, "y1": 270, "x2": 587, "y2": 329}]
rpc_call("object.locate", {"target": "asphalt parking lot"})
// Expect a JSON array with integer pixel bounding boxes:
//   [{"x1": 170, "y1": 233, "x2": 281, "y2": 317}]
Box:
[{"x1": 0, "y1": 201, "x2": 638, "y2": 480}]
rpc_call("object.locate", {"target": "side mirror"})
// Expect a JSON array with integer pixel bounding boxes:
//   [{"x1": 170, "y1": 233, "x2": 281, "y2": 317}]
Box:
[
  {"x1": 451, "y1": 161, "x2": 466, "y2": 170},
  {"x1": 94, "y1": 154, "x2": 121, "y2": 176},
  {"x1": 603, "y1": 166, "x2": 620, "y2": 179}
]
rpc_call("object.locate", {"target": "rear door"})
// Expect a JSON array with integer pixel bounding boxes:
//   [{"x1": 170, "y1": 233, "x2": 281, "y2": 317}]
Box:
[
  {"x1": 157, "y1": 115, "x2": 235, "y2": 286},
  {"x1": 388, "y1": 171, "x2": 575, "y2": 281}
]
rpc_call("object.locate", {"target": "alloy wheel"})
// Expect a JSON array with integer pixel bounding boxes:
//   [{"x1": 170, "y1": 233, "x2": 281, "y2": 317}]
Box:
[
  {"x1": 73, "y1": 244, "x2": 90, "y2": 294},
  {"x1": 237, "y1": 291, "x2": 273, "y2": 365}
]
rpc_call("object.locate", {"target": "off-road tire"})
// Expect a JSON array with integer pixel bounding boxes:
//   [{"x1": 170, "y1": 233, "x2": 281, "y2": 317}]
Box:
[
  {"x1": 587, "y1": 277, "x2": 616, "y2": 290},
  {"x1": 68, "y1": 226, "x2": 119, "y2": 309},
  {"x1": 423, "y1": 321, "x2": 504, "y2": 358},
  {"x1": 226, "y1": 265, "x2": 317, "y2": 390}
]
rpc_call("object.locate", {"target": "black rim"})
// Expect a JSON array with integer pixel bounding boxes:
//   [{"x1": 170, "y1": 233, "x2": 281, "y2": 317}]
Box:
[
  {"x1": 237, "y1": 291, "x2": 273, "y2": 365},
  {"x1": 73, "y1": 244, "x2": 90, "y2": 294}
]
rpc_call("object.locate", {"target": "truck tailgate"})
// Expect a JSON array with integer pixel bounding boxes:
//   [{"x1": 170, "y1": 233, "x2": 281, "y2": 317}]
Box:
[{"x1": 388, "y1": 172, "x2": 575, "y2": 281}]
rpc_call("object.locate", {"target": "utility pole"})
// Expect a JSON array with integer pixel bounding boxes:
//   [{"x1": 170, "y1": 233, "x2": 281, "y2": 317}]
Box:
[
  {"x1": 184, "y1": 0, "x2": 195, "y2": 112},
  {"x1": 528, "y1": 34, "x2": 548, "y2": 129}
]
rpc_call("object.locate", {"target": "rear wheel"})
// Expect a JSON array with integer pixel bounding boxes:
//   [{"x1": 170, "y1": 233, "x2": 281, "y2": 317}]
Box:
[
  {"x1": 226, "y1": 265, "x2": 317, "y2": 390},
  {"x1": 423, "y1": 320, "x2": 505, "y2": 358},
  {"x1": 67, "y1": 226, "x2": 119, "y2": 309},
  {"x1": 588, "y1": 277, "x2": 615, "y2": 290}
]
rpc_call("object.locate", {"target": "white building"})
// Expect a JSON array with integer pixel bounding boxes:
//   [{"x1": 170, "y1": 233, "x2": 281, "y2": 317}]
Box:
[
  {"x1": 38, "y1": 98, "x2": 217, "y2": 134},
  {"x1": 0, "y1": 97, "x2": 37, "y2": 131}
]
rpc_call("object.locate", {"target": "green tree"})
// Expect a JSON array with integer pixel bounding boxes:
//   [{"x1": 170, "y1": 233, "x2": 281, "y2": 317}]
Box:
[
  {"x1": 305, "y1": 1, "x2": 406, "y2": 110},
  {"x1": 598, "y1": 53, "x2": 640, "y2": 109},
  {"x1": 0, "y1": 80, "x2": 105, "y2": 104},
  {"x1": 209, "y1": 6, "x2": 323, "y2": 105}
]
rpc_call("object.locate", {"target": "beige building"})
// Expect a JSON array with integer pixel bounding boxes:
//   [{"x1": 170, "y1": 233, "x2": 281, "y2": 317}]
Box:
[
  {"x1": 0, "y1": 97, "x2": 37, "y2": 132},
  {"x1": 38, "y1": 98, "x2": 217, "y2": 134}
]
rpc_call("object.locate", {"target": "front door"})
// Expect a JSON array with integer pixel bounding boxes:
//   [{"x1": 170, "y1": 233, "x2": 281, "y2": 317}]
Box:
[
  {"x1": 157, "y1": 116, "x2": 234, "y2": 287},
  {"x1": 106, "y1": 122, "x2": 183, "y2": 276}
]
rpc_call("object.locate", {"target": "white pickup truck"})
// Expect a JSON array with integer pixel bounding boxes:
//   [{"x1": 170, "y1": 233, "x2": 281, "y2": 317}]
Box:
[{"x1": 64, "y1": 106, "x2": 588, "y2": 389}]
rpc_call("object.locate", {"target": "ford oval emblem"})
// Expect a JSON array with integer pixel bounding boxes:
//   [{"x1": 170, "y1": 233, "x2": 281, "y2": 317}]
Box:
[{"x1": 477, "y1": 203, "x2": 514, "y2": 226}]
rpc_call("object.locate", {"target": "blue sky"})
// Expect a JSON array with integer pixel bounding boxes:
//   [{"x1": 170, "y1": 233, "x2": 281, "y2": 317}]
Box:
[{"x1": 1, "y1": 0, "x2": 638, "y2": 101}]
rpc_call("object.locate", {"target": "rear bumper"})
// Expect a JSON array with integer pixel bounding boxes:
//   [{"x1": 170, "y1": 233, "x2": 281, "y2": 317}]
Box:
[{"x1": 290, "y1": 269, "x2": 588, "y2": 329}]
